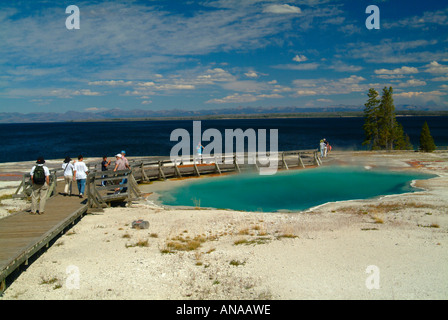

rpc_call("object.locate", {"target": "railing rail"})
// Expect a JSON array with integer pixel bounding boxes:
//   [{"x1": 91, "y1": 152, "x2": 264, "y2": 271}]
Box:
[{"x1": 13, "y1": 149, "x2": 320, "y2": 206}]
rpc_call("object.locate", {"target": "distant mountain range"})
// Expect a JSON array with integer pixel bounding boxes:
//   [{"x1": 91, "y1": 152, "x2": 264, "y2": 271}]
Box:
[{"x1": 0, "y1": 105, "x2": 446, "y2": 123}]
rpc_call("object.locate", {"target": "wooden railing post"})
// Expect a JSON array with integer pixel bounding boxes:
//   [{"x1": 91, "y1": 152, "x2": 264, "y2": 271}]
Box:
[
  {"x1": 193, "y1": 157, "x2": 200, "y2": 176},
  {"x1": 234, "y1": 154, "x2": 241, "y2": 173},
  {"x1": 141, "y1": 163, "x2": 149, "y2": 182},
  {"x1": 158, "y1": 161, "x2": 166, "y2": 180},
  {"x1": 174, "y1": 160, "x2": 182, "y2": 178},
  {"x1": 281, "y1": 152, "x2": 289, "y2": 170}
]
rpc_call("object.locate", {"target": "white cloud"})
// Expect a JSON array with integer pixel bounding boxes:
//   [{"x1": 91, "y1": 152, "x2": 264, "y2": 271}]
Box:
[
  {"x1": 395, "y1": 90, "x2": 446, "y2": 98},
  {"x1": 383, "y1": 7, "x2": 448, "y2": 29},
  {"x1": 293, "y1": 54, "x2": 308, "y2": 62},
  {"x1": 345, "y1": 40, "x2": 442, "y2": 64},
  {"x1": 244, "y1": 71, "x2": 259, "y2": 78},
  {"x1": 4, "y1": 88, "x2": 104, "y2": 99},
  {"x1": 206, "y1": 91, "x2": 283, "y2": 104},
  {"x1": 431, "y1": 76, "x2": 448, "y2": 82},
  {"x1": 89, "y1": 80, "x2": 134, "y2": 86},
  {"x1": 263, "y1": 4, "x2": 301, "y2": 14},
  {"x1": 292, "y1": 75, "x2": 367, "y2": 96},
  {"x1": 424, "y1": 61, "x2": 448, "y2": 74},
  {"x1": 257, "y1": 93, "x2": 283, "y2": 99},
  {"x1": 206, "y1": 93, "x2": 258, "y2": 104},
  {"x1": 295, "y1": 90, "x2": 318, "y2": 96},
  {"x1": 329, "y1": 63, "x2": 363, "y2": 73},
  {"x1": 338, "y1": 24, "x2": 361, "y2": 35},
  {"x1": 374, "y1": 66, "x2": 419, "y2": 75},
  {"x1": 397, "y1": 79, "x2": 427, "y2": 88},
  {"x1": 394, "y1": 90, "x2": 448, "y2": 106},
  {"x1": 273, "y1": 63, "x2": 319, "y2": 70},
  {"x1": 72, "y1": 89, "x2": 103, "y2": 96},
  {"x1": 84, "y1": 107, "x2": 108, "y2": 112}
]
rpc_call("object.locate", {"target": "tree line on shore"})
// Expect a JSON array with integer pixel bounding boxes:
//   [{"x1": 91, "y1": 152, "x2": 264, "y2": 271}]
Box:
[{"x1": 362, "y1": 87, "x2": 436, "y2": 152}]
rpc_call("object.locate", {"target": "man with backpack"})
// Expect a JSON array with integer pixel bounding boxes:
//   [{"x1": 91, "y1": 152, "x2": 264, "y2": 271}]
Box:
[{"x1": 30, "y1": 157, "x2": 50, "y2": 215}]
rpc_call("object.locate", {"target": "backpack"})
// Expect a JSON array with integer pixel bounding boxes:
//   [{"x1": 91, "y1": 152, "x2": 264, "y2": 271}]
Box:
[{"x1": 33, "y1": 166, "x2": 46, "y2": 185}]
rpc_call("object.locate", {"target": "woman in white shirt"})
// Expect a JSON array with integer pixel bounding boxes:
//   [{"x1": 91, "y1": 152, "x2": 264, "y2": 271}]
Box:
[
  {"x1": 73, "y1": 155, "x2": 89, "y2": 198},
  {"x1": 62, "y1": 156, "x2": 74, "y2": 196}
]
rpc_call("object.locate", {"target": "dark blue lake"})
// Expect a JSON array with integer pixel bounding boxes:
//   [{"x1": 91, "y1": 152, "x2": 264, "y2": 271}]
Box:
[{"x1": 0, "y1": 116, "x2": 447, "y2": 163}]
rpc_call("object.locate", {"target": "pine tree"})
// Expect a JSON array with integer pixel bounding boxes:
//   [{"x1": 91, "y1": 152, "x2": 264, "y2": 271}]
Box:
[
  {"x1": 419, "y1": 121, "x2": 436, "y2": 152},
  {"x1": 377, "y1": 87, "x2": 396, "y2": 150},
  {"x1": 362, "y1": 88, "x2": 380, "y2": 149},
  {"x1": 393, "y1": 121, "x2": 413, "y2": 150},
  {"x1": 362, "y1": 86, "x2": 412, "y2": 151}
]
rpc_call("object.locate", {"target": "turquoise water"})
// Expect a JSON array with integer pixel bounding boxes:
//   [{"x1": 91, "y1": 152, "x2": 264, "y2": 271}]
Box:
[{"x1": 159, "y1": 167, "x2": 437, "y2": 212}]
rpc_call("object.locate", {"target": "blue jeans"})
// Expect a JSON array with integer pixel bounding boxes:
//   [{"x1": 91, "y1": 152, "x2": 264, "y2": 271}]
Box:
[
  {"x1": 120, "y1": 177, "x2": 128, "y2": 193},
  {"x1": 77, "y1": 179, "x2": 86, "y2": 195}
]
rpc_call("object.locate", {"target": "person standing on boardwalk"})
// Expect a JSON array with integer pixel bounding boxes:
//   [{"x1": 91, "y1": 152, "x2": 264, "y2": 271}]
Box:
[
  {"x1": 30, "y1": 157, "x2": 50, "y2": 215},
  {"x1": 101, "y1": 155, "x2": 111, "y2": 187},
  {"x1": 121, "y1": 150, "x2": 130, "y2": 168},
  {"x1": 320, "y1": 139, "x2": 327, "y2": 158},
  {"x1": 62, "y1": 156, "x2": 74, "y2": 196},
  {"x1": 73, "y1": 155, "x2": 89, "y2": 198},
  {"x1": 324, "y1": 139, "x2": 331, "y2": 155},
  {"x1": 196, "y1": 142, "x2": 204, "y2": 164},
  {"x1": 114, "y1": 153, "x2": 130, "y2": 193}
]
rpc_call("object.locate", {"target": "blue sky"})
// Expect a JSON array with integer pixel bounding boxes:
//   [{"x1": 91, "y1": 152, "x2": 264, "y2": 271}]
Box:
[{"x1": 0, "y1": 0, "x2": 447, "y2": 114}]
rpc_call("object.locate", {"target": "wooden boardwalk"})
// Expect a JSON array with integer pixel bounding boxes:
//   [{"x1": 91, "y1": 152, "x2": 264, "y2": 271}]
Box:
[
  {"x1": 0, "y1": 150, "x2": 320, "y2": 293},
  {"x1": 0, "y1": 182, "x2": 88, "y2": 293}
]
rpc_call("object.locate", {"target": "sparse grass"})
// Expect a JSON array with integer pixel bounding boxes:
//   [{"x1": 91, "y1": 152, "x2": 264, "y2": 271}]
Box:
[
  {"x1": 276, "y1": 233, "x2": 298, "y2": 239},
  {"x1": 238, "y1": 228, "x2": 250, "y2": 235},
  {"x1": 361, "y1": 228, "x2": 379, "y2": 231},
  {"x1": 230, "y1": 259, "x2": 246, "y2": 266},
  {"x1": 373, "y1": 215, "x2": 384, "y2": 224},
  {"x1": 40, "y1": 276, "x2": 59, "y2": 285},
  {"x1": 234, "y1": 237, "x2": 271, "y2": 246},
  {"x1": 339, "y1": 202, "x2": 439, "y2": 215},
  {"x1": 0, "y1": 194, "x2": 13, "y2": 203},
  {"x1": 126, "y1": 239, "x2": 149, "y2": 248},
  {"x1": 161, "y1": 233, "x2": 217, "y2": 253},
  {"x1": 149, "y1": 233, "x2": 158, "y2": 238},
  {"x1": 122, "y1": 233, "x2": 131, "y2": 239},
  {"x1": 418, "y1": 223, "x2": 440, "y2": 228},
  {"x1": 40, "y1": 276, "x2": 63, "y2": 289}
]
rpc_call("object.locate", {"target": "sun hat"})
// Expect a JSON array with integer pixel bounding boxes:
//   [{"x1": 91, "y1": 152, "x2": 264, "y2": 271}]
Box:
[
  {"x1": 121, "y1": 150, "x2": 126, "y2": 154},
  {"x1": 36, "y1": 157, "x2": 45, "y2": 164},
  {"x1": 116, "y1": 154, "x2": 122, "y2": 158}
]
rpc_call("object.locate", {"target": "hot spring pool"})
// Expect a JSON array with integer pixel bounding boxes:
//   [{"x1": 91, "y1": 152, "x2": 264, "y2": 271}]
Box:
[{"x1": 158, "y1": 166, "x2": 437, "y2": 212}]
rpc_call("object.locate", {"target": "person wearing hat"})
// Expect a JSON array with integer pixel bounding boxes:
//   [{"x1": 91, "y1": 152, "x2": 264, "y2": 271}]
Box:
[
  {"x1": 320, "y1": 139, "x2": 327, "y2": 158},
  {"x1": 62, "y1": 156, "x2": 74, "y2": 196},
  {"x1": 30, "y1": 157, "x2": 50, "y2": 215},
  {"x1": 113, "y1": 153, "x2": 130, "y2": 193},
  {"x1": 121, "y1": 150, "x2": 129, "y2": 167}
]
